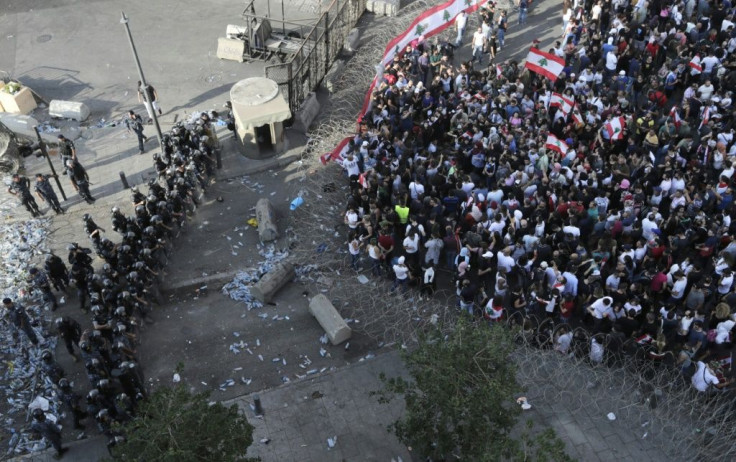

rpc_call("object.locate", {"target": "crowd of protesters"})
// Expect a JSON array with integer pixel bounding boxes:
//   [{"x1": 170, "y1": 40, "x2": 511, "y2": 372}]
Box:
[{"x1": 339, "y1": 0, "x2": 736, "y2": 392}]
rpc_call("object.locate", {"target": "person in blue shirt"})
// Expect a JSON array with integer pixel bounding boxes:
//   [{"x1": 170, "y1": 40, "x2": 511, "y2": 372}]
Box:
[{"x1": 505, "y1": 100, "x2": 521, "y2": 119}]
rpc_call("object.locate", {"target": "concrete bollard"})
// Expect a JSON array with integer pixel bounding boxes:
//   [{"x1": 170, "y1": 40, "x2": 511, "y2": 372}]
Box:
[
  {"x1": 255, "y1": 198, "x2": 278, "y2": 242},
  {"x1": 253, "y1": 394, "x2": 264, "y2": 416},
  {"x1": 49, "y1": 100, "x2": 90, "y2": 121},
  {"x1": 308, "y1": 294, "x2": 352, "y2": 345},
  {"x1": 119, "y1": 172, "x2": 130, "y2": 189},
  {"x1": 250, "y1": 262, "x2": 295, "y2": 303}
]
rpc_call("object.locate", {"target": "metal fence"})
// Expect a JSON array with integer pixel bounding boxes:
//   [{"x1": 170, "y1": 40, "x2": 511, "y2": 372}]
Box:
[{"x1": 266, "y1": 0, "x2": 367, "y2": 114}]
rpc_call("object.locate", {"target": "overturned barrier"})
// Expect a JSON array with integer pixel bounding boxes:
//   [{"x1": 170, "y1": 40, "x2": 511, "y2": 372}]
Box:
[
  {"x1": 255, "y1": 198, "x2": 278, "y2": 242},
  {"x1": 250, "y1": 262, "x2": 295, "y2": 303},
  {"x1": 308, "y1": 294, "x2": 352, "y2": 345}
]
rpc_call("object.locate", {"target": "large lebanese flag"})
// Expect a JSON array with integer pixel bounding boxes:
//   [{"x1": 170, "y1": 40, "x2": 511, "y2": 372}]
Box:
[
  {"x1": 605, "y1": 117, "x2": 626, "y2": 141},
  {"x1": 320, "y1": 136, "x2": 352, "y2": 165},
  {"x1": 545, "y1": 134, "x2": 569, "y2": 154},
  {"x1": 524, "y1": 48, "x2": 565, "y2": 81}
]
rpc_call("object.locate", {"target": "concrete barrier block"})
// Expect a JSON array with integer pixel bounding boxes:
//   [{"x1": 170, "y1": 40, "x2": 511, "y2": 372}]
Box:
[
  {"x1": 308, "y1": 294, "x2": 352, "y2": 345},
  {"x1": 49, "y1": 100, "x2": 90, "y2": 121},
  {"x1": 294, "y1": 92, "x2": 320, "y2": 133},
  {"x1": 255, "y1": 198, "x2": 278, "y2": 242},
  {"x1": 251, "y1": 262, "x2": 295, "y2": 303},
  {"x1": 322, "y1": 59, "x2": 346, "y2": 94},
  {"x1": 366, "y1": 0, "x2": 400, "y2": 16},
  {"x1": 345, "y1": 28, "x2": 360, "y2": 52}
]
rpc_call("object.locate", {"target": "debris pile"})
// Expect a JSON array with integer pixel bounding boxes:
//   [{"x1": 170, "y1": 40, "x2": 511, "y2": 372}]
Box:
[
  {"x1": 221, "y1": 244, "x2": 290, "y2": 310},
  {"x1": 0, "y1": 218, "x2": 62, "y2": 455}
]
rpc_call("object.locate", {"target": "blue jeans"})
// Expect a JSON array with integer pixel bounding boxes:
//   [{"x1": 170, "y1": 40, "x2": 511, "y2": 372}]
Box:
[
  {"x1": 370, "y1": 258, "x2": 381, "y2": 276},
  {"x1": 392, "y1": 278, "x2": 408, "y2": 293},
  {"x1": 472, "y1": 45, "x2": 484, "y2": 63},
  {"x1": 446, "y1": 251, "x2": 457, "y2": 270},
  {"x1": 455, "y1": 27, "x2": 466, "y2": 46},
  {"x1": 497, "y1": 29, "x2": 505, "y2": 48},
  {"x1": 519, "y1": 8, "x2": 527, "y2": 25}
]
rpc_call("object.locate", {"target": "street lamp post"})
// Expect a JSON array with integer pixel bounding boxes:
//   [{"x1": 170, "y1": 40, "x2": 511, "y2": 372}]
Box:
[{"x1": 120, "y1": 11, "x2": 164, "y2": 151}]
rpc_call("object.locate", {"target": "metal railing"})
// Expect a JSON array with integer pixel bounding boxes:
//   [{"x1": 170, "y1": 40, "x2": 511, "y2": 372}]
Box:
[{"x1": 265, "y1": 0, "x2": 367, "y2": 113}]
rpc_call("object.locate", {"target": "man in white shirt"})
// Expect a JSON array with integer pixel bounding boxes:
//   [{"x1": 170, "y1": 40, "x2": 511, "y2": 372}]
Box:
[
  {"x1": 392, "y1": 256, "x2": 410, "y2": 293},
  {"x1": 555, "y1": 327, "x2": 573, "y2": 354},
  {"x1": 409, "y1": 180, "x2": 425, "y2": 200},
  {"x1": 472, "y1": 27, "x2": 485, "y2": 63},
  {"x1": 455, "y1": 11, "x2": 468, "y2": 46},
  {"x1": 343, "y1": 154, "x2": 360, "y2": 178},
  {"x1": 496, "y1": 248, "x2": 515, "y2": 273},
  {"x1": 588, "y1": 296, "x2": 614, "y2": 331},
  {"x1": 669, "y1": 272, "x2": 688, "y2": 302},
  {"x1": 698, "y1": 80, "x2": 715, "y2": 102},
  {"x1": 605, "y1": 49, "x2": 618, "y2": 77},
  {"x1": 701, "y1": 53, "x2": 720, "y2": 74},
  {"x1": 691, "y1": 361, "x2": 728, "y2": 392},
  {"x1": 562, "y1": 270, "x2": 578, "y2": 296}
]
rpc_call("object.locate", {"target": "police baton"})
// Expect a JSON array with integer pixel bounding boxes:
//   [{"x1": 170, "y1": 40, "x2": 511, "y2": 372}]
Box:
[{"x1": 33, "y1": 126, "x2": 67, "y2": 201}]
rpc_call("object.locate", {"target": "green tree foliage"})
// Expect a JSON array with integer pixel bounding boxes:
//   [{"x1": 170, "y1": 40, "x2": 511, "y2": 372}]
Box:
[
  {"x1": 377, "y1": 319, "x2": 574, "y2": 461},
  {"x1": 110, "y1": 385, "x2": 258, "y2": 462}
]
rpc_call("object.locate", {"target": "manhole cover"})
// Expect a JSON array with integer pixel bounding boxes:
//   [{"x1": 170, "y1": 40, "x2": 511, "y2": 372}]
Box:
[{"x1": 36, "y1": 34, "x2": 52, "y2": 43}]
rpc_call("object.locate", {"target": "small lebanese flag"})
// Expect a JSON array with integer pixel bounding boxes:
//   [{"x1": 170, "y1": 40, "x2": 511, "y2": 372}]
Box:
[
  {"x1": 669, "y1": 106, "x2": 682, "y2": 128},
  {"x1": 545, "y1": 134, "x2": 569, "y2": 154},
  {"x1": 605, "y1": 117, "x2": 626, "y2": 141},
  {"x1": 571, "y1": 105, "x2": 584, "y2": 125},
  {"x1": 552, "y1": 94, "x2": 575, "y2": 117},
  {"x1": 699, "y1": 106, "x2": 710, "y2": 129},
  {"x1": 689, "y1": 55, "x2": 703, "y2": 74},
  {"x1": 358, "y1": 172, "x2": 368, "y2": 189},
  {"x1": 549, "y1": 92, "x2": 565, "y2": 108},
  {"x1": 524, "y1": 47, "x2": 565, "y2": 81},
  {"x1": 320, "y1": 136, "x2": 352, "y2": 165},
  {"x1": 496, "y1": 64, "x2": 503, "y2": 79}
]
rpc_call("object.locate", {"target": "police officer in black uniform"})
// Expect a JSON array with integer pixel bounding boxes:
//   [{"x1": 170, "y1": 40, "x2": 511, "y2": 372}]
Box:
[
  {"x1": 57, "y1": 378, "x2": 87, "y2": 430},
  {"x1": 29, "y1": 267, "x2": 59, "y2": 311},
  {"x1": 41, "y1": 350, "x2": 66, "y2": 384},
  {"x1": 7, "y1": 174, "x2": 42, "y2": 217},
  {"x1": 57, "y1": 134, "x2": 76, "y2": 175},
  {"x1": 30, "y1": 408, "x2": 68, "y2": 458},
  {"x1": 34, "y1": 174, "x2": 64, "y2": 214},
  {"x1": 55, "y1": 316, "x2": 82, "y2": 361},
  {"x1": 66, "y1": 159, "x2": 95, "y2": 204},
  {"x1": 45, "y1": 253, "x2": 70, "y2": 293},
  {"x1": 2, "y1": 298, "x2": 39, "y2": 345}
]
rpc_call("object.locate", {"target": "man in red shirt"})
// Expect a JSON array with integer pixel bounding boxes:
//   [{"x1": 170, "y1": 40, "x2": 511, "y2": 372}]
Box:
[
  {"x1": 650, "y1": 265, "x2": 668, "y2": 297},
  {"x1": 378, "y1": 230, "x2": 395, "y2": 272}
]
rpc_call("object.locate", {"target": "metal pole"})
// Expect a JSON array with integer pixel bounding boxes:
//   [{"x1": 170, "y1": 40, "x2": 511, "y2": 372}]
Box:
[
  {"x1": 33, "y1": 126, "x2": 67, "y2": 201},
  {"x1": 281, "y1": 0, "x2": 286, "y2": 35},
  {"x1": 120, "y1": 12, "x2": 164, "y2": 152}
]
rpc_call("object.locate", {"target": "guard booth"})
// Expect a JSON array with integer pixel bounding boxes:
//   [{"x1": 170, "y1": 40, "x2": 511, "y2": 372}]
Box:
[{"x1": 230, "y1": 77, "x2": 292, "y2": 157}]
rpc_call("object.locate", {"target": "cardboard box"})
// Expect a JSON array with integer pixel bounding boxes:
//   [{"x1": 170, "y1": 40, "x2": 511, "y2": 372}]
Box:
[{"x1": 0, "y1": 86, "x2": 37, "y2": 115}]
